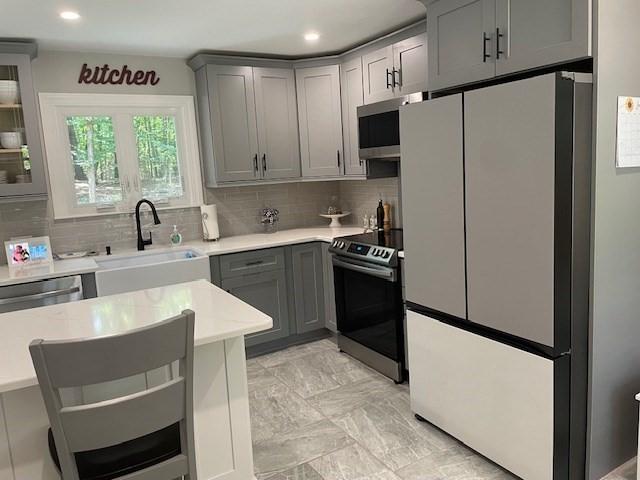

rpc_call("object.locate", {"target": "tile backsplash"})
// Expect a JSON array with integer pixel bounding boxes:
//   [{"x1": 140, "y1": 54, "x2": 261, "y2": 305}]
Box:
[{"x1": 0, "y1": 178, "x2": 400, "y2": 265}]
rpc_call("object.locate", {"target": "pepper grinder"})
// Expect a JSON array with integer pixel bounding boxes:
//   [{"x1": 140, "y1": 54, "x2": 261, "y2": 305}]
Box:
[{"x1": 383, "y1": 202, "x2": 391, "y2": 232}]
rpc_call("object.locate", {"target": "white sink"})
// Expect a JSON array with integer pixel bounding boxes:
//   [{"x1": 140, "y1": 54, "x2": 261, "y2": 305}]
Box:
[{"x1": 94, "y1": 248, "x2": 211, "y2": 296}]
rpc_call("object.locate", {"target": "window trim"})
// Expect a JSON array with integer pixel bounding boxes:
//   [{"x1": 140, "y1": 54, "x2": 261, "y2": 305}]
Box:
[{"x1": 39, "y1": 93, "x2": 203, "y2": 219}]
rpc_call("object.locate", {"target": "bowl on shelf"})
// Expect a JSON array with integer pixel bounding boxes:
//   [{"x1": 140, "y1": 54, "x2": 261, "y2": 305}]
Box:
[
  {"x1": 0, "y1": 80, "x2": 19, "y2": 105},
  {"x1": 0, "y1": 132, "x2": 23, "y2": 150},
  {"x1": 319, "y1": 211, "x2": 351, "y2": 227}
]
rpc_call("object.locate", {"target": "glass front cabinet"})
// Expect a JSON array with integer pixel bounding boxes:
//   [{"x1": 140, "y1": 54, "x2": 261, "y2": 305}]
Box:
[{"x1": 0, "y1": 43, "x2": 47, "y2": 199}]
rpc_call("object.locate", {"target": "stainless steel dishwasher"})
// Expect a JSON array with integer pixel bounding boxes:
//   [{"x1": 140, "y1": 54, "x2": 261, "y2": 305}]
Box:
[{"x1": 0, "y1": 276, "x2": 83, "y2": 313}]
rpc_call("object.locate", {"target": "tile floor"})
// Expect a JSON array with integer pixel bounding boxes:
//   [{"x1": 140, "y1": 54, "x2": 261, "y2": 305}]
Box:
[{"x1": 247, "y1": 338, "x2": 517, "y2": 480}]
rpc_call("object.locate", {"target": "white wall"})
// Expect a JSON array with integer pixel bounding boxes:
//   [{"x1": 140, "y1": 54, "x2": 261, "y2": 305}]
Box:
[{"x1": 588, "y1": 0, "x2": 640, "y2": 477}]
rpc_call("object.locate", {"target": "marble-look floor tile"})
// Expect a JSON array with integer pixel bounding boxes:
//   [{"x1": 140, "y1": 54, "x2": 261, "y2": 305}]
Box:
[
  {"x1": 248, "y1": 364, "x2": 282, "y2": 391},
  {"x1": 395, "y1": 448, "x2": 517, "y2": 480},
  {"x1": 257, "y1": 339, "x2": 335, "y2": 368},
  {"x1": 250, "y1": 381, "x2": 324, "y2": 443},
  {"x1": 264, "y1": 463, "x2": 324, "y2": 480},
  {"x1": 253, "y1": 419, "x2": 354, "y2": 476},
  {"x1": 271, "y1": 350, "x2": 376, "y2": 398},
  {"x1": 333, "y1": 400, "x2": 438, "y2": 471},
  {"x1": 307, "y1": 376, "x2": 400, "y2": 418},
  {"x1": 309, "y1": 444, "x2": 401, "y2": 480}
]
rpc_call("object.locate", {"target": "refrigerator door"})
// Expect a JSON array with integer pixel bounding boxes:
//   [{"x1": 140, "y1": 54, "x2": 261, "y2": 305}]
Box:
[
  {"x1": 400, "y1": 95, "x2": 467, "y2": 319},
  {"x1": 464, "y1": 73, "x2": 565, "y2": 348},
  {"x1": 407, "y1": 310, "x2": 562, "y2": 480}
]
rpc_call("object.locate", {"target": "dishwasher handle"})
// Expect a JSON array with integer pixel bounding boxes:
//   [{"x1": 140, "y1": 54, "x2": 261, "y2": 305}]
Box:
[{"x1": 0, "y1": 286, "x2": 82, "y2": 306}]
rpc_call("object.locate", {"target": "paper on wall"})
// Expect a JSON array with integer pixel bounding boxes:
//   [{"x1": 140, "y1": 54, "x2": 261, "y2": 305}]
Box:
[{"x1": 616, "y1": 96, "x2": 640, "y2": 168}]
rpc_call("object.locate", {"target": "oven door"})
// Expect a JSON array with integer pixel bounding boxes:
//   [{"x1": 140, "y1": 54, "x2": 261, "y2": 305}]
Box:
[{"x1": 333, "y1": 255, "x2": 404, "y2": 362}]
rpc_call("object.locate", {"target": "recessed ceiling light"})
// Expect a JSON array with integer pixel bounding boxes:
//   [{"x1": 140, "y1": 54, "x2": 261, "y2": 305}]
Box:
[
  {"x1": 60, "y1": 11, "x2": 81, "y2": 20},
  {"x1": 304, "y1": 32, "x2": 320, "y2": 42}
]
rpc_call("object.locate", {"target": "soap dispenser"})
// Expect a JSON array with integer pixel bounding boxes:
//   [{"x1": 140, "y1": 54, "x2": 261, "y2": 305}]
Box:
[{"x1": 169, "y1": 225, "x2": 183, "y2": 246}]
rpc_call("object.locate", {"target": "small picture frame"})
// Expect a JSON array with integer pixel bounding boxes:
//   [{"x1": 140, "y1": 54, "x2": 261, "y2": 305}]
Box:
[{"x1": 5, "y1": 236, "x2": 53, "y2": 276}]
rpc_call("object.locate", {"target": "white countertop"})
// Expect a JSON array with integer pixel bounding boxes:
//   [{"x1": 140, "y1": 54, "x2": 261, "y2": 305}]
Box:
[
  {"x1": 0, "y1": 279, "x2": 272, "y2": 393},
  {"x1": 0, "y1": 227, "x2": 366, "y2": 288},
  {"x1": 0, "y1": 257, "x2": 99, "y2": 288}
]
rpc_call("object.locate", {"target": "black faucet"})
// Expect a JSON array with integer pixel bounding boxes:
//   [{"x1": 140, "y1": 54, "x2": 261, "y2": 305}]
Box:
[{"x1": 135, "y1": 199, "x2": 161, "y2": 251}]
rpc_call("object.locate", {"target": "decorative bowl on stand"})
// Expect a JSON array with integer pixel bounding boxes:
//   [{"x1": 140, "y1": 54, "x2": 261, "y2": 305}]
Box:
[{"x1": 319, "y1": 212, "x2": 351, "y2": 227}]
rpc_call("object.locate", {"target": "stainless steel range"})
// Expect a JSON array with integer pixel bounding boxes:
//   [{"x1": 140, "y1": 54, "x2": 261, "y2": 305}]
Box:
[{"x1": 329, "y1": 229, "x2": 404, "y2": 382}]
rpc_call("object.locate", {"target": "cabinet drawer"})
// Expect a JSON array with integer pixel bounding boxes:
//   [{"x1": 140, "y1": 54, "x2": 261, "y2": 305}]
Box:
[{"x1": 220, "y1": 248, "x2": 285, "y2": 279}]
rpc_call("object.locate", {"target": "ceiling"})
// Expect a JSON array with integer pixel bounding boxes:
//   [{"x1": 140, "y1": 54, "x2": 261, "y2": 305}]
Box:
[{"x1": 0, "y1": 0, "x2": 426, "y2": 58}]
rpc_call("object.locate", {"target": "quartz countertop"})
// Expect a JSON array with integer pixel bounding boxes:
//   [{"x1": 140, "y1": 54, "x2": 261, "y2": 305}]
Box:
[
  {"x1": 0, "y1": 227, "x2": 365, "y2": 288},
  {"x1": 0, "y1": 279, "x2": 272, "y2": 393}
]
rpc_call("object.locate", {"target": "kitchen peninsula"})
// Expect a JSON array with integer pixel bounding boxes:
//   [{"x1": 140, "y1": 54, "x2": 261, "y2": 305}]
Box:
[{"x1": 0, "y1": 279, "x2": 272, "y2": 480}]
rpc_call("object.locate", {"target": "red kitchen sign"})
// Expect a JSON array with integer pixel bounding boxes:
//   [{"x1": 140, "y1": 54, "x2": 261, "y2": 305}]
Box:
[{"x1": 78, "y1": 63, "x2": 160, "y2": 86}]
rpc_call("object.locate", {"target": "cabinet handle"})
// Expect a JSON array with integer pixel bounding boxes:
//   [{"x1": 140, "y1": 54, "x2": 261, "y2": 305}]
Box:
[
  {"x1": 253, "y1": 154, "x2": 259, "y2": 175},
  {"x1": 262, "y1": 153, "x2": 267, "y2": 173},
  {"x1": 337, "y1": 150, "x2": 341, "y2": 168},
  {"x1": 496, "y1": 27, "x2": 505, "y2": 59},
  {"x1": 386, "y1": 68, "x2": 392, "y2": 89},
  {"x1": 392, "y1": 68, "x2": 401, "y2": 87},
  {"x1": 483, "y1": 32, "x2": 491, "y2": 62},
  {"x1": 245, "y1": 260, "x2": 264, "y2": 267}
]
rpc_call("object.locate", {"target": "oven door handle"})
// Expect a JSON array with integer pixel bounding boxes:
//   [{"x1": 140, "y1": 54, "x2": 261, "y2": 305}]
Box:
[{"x1": 332, "y1": 257, "x2": 397, "y2": 282}]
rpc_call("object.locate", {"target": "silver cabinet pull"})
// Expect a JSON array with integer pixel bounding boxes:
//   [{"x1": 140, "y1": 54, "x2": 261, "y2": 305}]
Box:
[
  {"x1": 0, "y1": 287, "x2": 81, "y2": 306},
  {"x1": 245, "y1": 260, "x2": 264, "y2": 267},
  {"x1": 392, "y1": 68, "x2": 401, "y2": 87}
]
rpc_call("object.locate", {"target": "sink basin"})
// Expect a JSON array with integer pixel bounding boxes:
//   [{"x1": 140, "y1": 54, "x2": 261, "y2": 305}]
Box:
[{"x1": 94, "y1": 248, "x2": 211, "y2": 296}]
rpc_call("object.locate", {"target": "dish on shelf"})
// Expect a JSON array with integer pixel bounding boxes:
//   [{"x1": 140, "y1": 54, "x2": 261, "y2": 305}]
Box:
[
  {"x1": 0, "y1": 80, "x2": 19, "y2": 105},
  {"x1": 319, "y1": 211, "x2": 351, "y2": 227},
  {"x1": 0, "y1": 132, "x2": 23, "y2": 150}
]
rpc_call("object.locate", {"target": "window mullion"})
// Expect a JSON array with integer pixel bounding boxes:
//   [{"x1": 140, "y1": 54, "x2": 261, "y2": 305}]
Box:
[{"x1": 112, "y1": 112, "x2": 139, "y2": 213}]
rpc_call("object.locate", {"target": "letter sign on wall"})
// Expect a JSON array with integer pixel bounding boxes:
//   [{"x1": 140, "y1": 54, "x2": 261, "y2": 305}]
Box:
[{"x1": 78, "y1": 64, "x2": 160, "y2": 86}]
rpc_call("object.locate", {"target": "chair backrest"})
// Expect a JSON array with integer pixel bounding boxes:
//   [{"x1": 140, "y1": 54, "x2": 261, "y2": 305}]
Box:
[{"x1": 30, "y1": 309, "x2": 197, "y2": 480}]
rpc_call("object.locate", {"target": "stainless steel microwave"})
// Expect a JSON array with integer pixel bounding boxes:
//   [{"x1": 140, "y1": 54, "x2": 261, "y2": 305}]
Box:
[{"x1": 358, "y1": 92, "x2": 424, "y2": 161}]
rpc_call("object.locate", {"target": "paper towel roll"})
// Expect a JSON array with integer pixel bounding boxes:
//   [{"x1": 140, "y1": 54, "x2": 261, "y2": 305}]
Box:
[{"x1": 200, "y1": 204, "x2": 220, "y2": 241}]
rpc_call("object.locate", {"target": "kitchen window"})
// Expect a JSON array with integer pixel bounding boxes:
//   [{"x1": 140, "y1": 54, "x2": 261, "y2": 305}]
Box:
[{"x1": 39, "y1": 93, "x2": 203, "y2": 218}]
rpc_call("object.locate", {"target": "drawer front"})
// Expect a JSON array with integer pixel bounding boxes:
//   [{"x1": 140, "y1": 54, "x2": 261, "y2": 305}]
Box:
[{"x1": 220, "y1": 248, "x2": 285, "y2": 279}]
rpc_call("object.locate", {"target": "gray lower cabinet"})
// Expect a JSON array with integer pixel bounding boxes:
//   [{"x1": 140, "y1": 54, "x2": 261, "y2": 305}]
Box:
[
  {"x1": 291, "y1": 243, "x2": 325, "y2": 334},
  {"x1": 222, "y1": 270, "x2": 290, "y2": 347},
  {"x1": 321, "y1": 243, "x2": 337, "y2": 333}
]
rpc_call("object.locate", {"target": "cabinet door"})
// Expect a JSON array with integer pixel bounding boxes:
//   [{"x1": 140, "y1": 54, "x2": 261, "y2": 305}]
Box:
[
  {"x1": 321, "y1": 243, "x2": 338, "y2": 333},
  {"x1": 362, "y1": 46, "x2": 395, "y2": 104},
  {"x1": 427, "y1": 0, "x2": 496, "y2": 91},
  {"x1": 495, "y1": 0, "x2": 591, "y2": 76},
  {"x1": 295, "y1": 65, "x2": 343, "y2": 178},
  {"x1": 0, "y1": 53, "x2": 47, "y2": 198},
  {"x1": 340, "y1": 58, "x2": 366, "y2": 176},
  {"x1": 400, "y1": 95, "x2": 467, "y2": 320},
  {"x1": 253, "y1": 67, "x2": 301, "y2": 180},
  {"x1": 206, "y1": 65, "x2": 259, "y2": 183},
  {"x1": 222, "y1": 270, "x2": 290, "y2": 347},
  {"x1": 392, "y1": 34, "x2": 428, "y2": 96},
  {"x1": 291, "y1": 243, "x2": 325, "y2": 334},
  {"x1": 464, "y1": 74, "x2": 556, "y2": 347}
]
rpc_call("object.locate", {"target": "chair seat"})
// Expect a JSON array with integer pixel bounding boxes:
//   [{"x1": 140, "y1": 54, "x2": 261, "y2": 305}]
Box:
[{"x1": 48, "y1": 423, "x2": 181, "y2": 480}]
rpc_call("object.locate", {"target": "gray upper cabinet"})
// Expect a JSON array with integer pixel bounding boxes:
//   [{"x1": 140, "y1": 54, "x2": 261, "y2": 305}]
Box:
[
  {"x1": 464, "y1": 75, "x2": 556, "y2": 347},
  {"x1": 362, "y1": 34, "x2": 428, "y2": 104},
  {"x1": 362, "y1": 46, "x2": 395, "y2": 104},
  {"x1": 253, "y1": 67, "x2": 301, "y2": 180},
  {"x1": 340, "y1": 58, "x2": 366, "y2": 176},
  {"x1": 400, "y1": 95, "x2": 467, "y2": 320},
  {"x1": 291, "y1": 243, "x2": 325, "y2": 334},
  {"x1": 494, "y1": 0, "x2": 591, "y2": 76},
  {"x1": 205, "y1": 65, "x2": 260, "y2": 183},
  {"x1": 295, "y1": 65, "x2": 343, "y2": 178},
  {"x1": 427, "y1": 0, "x2": 592, "y2": 91},
  {"x1": 427, "y1": 0, "x2": 496, "y2": 91},
  {"x1": 0, "y1": 46, "x2": 47, "y2": 199},
  {"x1": 392, "y1": 34, "x2": 428, "y2": 96}
]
